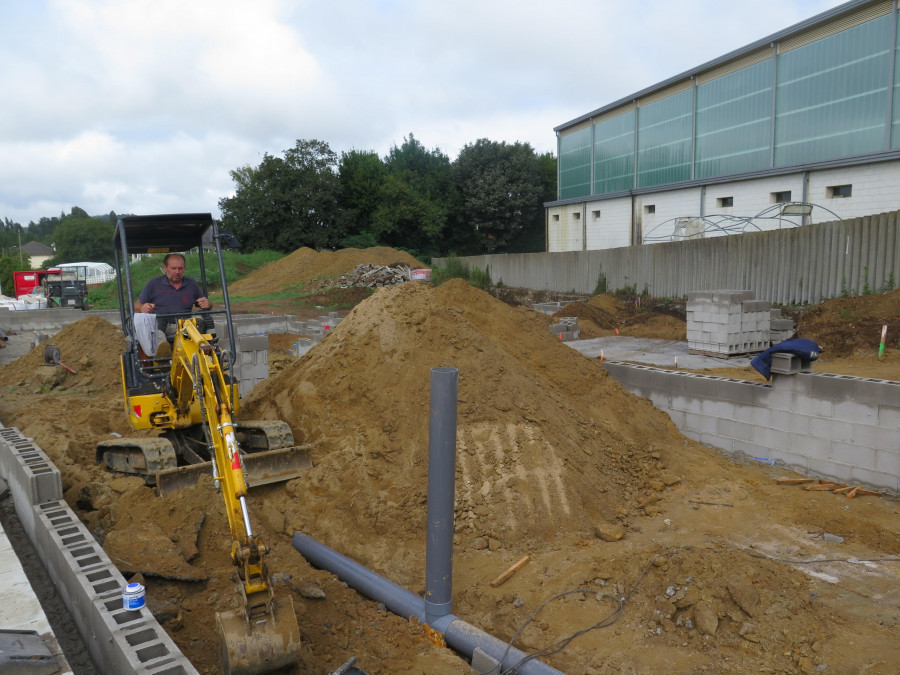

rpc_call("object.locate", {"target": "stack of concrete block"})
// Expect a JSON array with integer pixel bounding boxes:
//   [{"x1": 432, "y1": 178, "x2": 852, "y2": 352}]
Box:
[
  {"x1": 549, "y1": 317, "x2": 580, "y2": 342},
  {"x1": 769, "y1": 308, "x2": 795, "y2": 345},
  {"x1": 686, "y1": 290, "x2": 772, "y2": 356}
]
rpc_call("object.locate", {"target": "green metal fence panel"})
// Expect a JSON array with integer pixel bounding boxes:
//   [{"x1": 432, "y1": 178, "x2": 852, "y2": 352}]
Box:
[
  {"x1": 695, "y1": 60, "x2": 774, "y2": 178},
  {"x1": 637, "y1": 89, "x2": 693, "y2": 187},
  {"x1": 592, "y1": 111, "x2": 635, "y2": 195},
  {"x1": 775, "y1": 15, "x2": 892, "y2": 166}
]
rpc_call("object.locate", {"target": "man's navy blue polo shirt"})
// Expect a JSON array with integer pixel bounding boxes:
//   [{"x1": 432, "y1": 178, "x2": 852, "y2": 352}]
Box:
[{"x1": 138, "y1": 276, "x2": 204, "y2": 324}]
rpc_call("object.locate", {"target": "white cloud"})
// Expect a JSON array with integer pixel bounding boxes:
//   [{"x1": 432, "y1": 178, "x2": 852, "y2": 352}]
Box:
[{"x1": 0, "y1": 0, "x2": 848, "y2": 224}]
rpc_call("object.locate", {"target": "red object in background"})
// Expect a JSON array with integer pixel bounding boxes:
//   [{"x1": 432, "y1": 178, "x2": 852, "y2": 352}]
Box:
[{"x1": 13, "y1": 270, "x2": 52, "y2": 298}]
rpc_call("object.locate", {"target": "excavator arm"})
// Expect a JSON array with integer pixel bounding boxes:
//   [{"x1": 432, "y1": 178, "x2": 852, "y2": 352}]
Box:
[{"x1": 171, "y1": 319, "x2": 300, "y2": 675}]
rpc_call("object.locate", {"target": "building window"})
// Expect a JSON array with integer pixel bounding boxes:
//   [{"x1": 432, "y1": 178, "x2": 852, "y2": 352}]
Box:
[
  {"x1": 552, "y1": 214, "x2": 560, "y2": 221},
  {"x1": 592, "y1": 210, "x2": 601, "y2": 219},
  {"x1": 645, "y1": 204, "x2": 656, "y2": 214},
  {"x1": 717, "y1": 196, "x2": 734, "y2": 208},
  {"x1": 772, "y1": 191, "x2": 792, "y2": 203},
  {"x1": 572, "y1": 212, "x2": 581, "y2": 220},
  {"x1": 827, "y1": 184, "x2": 852, "y2": 198}
]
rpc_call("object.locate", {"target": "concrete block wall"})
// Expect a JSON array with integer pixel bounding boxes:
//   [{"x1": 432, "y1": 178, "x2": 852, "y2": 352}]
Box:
[
  {"x1": 603, "y1": 362, "x2": 900, "y2": 494},
  {"x1": 0, "y1": 425, "x2": 198, "y2": 674},
  {"x1": 0, "y1": 427, "x2": 63, "y2": 508},
  {"x1": 0, "y1": 308, "x2": 120, "y2": 332},
  {"x1": 236, "y1": 334, "x2": 268, "y2": 396},
  {"x1": 686, "y1": 290, "x2": 771, "y2": 355}
]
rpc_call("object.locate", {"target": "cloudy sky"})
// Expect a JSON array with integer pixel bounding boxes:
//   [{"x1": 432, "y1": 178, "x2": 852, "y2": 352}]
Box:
[{"x1": 0, "y1": 0, "x2": 846, "y2": 226}]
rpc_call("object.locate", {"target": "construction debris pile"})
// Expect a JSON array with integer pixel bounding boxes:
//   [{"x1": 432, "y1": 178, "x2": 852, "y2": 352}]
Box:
[{"x1": 336, "y1": 263, "x2": 414, "y2": 288}]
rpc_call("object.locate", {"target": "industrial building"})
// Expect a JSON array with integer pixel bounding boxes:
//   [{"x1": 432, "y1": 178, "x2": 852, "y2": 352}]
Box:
[{"x1": 547, "y1": 0, "x2": 900, "y2": 251}]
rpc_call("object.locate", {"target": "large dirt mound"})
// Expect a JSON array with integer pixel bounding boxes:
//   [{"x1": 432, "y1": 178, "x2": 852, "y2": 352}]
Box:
[
  {"x1": 797, "y1": 289, "x2": 900, "y2": 357},
  {"x1": 242, "y1": 280, "x2": 683, "y2": 583},
  {"x1": 229, "y1": 247, "x2": 424, "y2": 297}
]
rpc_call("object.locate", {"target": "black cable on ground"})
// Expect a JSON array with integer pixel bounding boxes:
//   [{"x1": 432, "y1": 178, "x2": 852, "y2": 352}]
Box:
[{"x1": 477, "y1": 550, "x2": 678, "y2": 675}]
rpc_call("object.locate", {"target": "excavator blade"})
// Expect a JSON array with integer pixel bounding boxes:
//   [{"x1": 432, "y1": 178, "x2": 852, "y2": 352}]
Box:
[
  {"x1": 155, "y1": 446, "x2": 312, "y2": 496},
  {"x1": 216, "y1": 595, "x2": 301, "y2": 675}
]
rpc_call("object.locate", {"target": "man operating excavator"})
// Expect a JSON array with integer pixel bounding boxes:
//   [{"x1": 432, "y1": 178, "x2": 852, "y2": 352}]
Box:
[{"x1": 135, "y1": 252, "x2": 211, "y2": 338}]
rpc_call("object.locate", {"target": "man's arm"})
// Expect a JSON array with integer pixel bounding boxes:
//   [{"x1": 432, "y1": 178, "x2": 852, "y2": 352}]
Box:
[{"x1": 135, "y1": 300, "x2": 155, "y2": 313}]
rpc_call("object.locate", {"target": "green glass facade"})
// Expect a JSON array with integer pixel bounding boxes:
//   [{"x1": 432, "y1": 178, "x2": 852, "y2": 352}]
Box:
[
  {"x1": 637, "y1": 89, "x2": 693, "y2": 187},
  {"x1": 558, "y1": 126, "x2": 591, "y2": 199},
  {"x1": 558, "y1": 8, "x2": 900, "y2": 200},
  {"x1": 695, "y1": 60, "x2": 773, "y2": 178},
  {"x1": 592, "y1": 111, "x2": 634, "y2": 194},
  {"x1": 775, "y1": 14, "x2": 892, "y2": 165}
]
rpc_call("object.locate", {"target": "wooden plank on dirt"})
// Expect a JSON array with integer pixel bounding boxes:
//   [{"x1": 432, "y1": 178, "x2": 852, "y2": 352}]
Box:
[{"x1": 489, "y1": 555, "x2": 531, "y2": 588}]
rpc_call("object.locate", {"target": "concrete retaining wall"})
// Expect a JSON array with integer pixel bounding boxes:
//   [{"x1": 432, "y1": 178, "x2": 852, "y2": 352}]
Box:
[
  {"x1": 603, "y1": 362, "x2": 900, "y2": 494},
  {"x1": 0, "y1": 425, "x2": 198, "y2": 674},
  {"x1": 436, "y1": 211, "x2": 900, "y2": 305}
]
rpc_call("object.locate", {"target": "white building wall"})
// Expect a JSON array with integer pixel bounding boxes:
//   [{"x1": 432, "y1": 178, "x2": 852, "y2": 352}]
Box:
[
  {"x1": 807, "y1": 162, "x2": 900, "y2": 222},
  {"x1": 703, "y1": 174, "x2": 806, "y2": 234},
  {"x1": 636, "y1": 188, "x2": 703, "y2": 241},
  {"x1": 547, "y1": 204, "x2": 584, "y2": 252},
  {"x1": 547, "y1": 158, "x2": 900, "y2": 251},
  {"x1": 584, "y1": 197, "x2": 632, "y2": 249}
]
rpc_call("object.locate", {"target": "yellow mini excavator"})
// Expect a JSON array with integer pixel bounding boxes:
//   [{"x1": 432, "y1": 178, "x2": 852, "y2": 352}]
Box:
[{"x1": 96, "y1": 214, "x2": 306, "y2": 675}]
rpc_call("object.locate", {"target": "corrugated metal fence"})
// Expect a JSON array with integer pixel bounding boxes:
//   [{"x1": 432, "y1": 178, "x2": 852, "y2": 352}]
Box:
[{"x1": 434, "y1": 211, "x2": 900, "y2": 304}]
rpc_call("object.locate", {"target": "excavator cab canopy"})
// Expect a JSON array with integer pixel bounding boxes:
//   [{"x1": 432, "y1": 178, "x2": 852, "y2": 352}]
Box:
[{"x1": 112, "y1": 213, "x2": 240, "y2": 392}]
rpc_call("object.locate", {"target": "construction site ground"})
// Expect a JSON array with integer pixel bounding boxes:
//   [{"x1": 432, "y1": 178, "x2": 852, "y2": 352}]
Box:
[{"x1": 0, "y1": 246, "x2": 898, "y2": 674}]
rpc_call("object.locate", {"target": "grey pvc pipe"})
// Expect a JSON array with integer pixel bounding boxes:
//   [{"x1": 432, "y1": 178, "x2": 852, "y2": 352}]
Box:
[
  {"x1": 291, "y1": 533, "x2": 565, "y2": 675},
  {"x1": 425, "y1": 366, "x2": 458, "y2": 624}
]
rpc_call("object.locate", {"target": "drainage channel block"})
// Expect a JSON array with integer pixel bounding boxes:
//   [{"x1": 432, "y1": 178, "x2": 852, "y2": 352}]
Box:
[
  {"x1": 30, "y1": 499, "x2": 199, "y2": 674},
  {"x1": 0, "y1": 427, "x2": 63, "y2": 505},
  {"x1": 0, "y1": 629, "x2": 57, "y2": 675}
]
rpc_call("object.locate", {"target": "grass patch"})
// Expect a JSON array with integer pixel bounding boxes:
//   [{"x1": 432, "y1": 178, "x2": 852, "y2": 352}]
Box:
[{"x1": 432, "y1": 256, "x2": 492, "y2": 290}]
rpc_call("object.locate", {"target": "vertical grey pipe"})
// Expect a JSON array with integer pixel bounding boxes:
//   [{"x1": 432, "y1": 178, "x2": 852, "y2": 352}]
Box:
[{"x1": 425, "y1": 366, "x2": 458, "y2": 625}]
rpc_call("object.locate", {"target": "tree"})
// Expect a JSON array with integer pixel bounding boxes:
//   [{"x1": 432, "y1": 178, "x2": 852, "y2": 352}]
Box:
[
  {"x1": 371, "y1": 134, "x2": 455, "y2": 256},
  {"x1": 45, "y1": 216, "x2": 115, "y2": 266},
  {"x1": 337, "y1": 150, "x2": 387, "y2": 242},
  {"x1": 453, "y1": 139, "x2": 545, "y2": 253},
  {"x1": 219, "y1": 139, "x2": 344, "y2": 253},
  {"x1": 0, "y1": 254, "x2": 24, "y2": 297},
  {"x1": 370, "y1": 175, "x2": 447, "y2": 256}
]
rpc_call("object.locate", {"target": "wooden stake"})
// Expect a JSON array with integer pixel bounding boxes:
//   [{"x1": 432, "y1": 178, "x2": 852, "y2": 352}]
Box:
[
  {"x1": 489, "y1": 555, "x2": 531, "y2": 588},
  {"x1": 776, "y1": 478, "x2": 816, "y2": 485}
]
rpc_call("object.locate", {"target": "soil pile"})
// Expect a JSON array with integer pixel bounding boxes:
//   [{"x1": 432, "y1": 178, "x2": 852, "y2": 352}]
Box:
[
  {"x1": 242, "y1": 280, "x2": 681, "y2": 583},
  {"x1": 797, "y1": 288, "x2": 900, "y2": 357},
  {"x1": 229, "y1": 247, "x2": 424, "y2": 297},
  {"x1": 553, "y1": 294, "x2": 687, "y2": 340}
]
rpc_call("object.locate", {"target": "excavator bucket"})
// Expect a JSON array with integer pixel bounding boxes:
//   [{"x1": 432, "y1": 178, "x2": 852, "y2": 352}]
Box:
[
  {"x1": 216, "y1": 595, "x2": 301, "y2": 675},
  {"x1": 155, "y1": 446, "x2": 312, "y2": 496}
]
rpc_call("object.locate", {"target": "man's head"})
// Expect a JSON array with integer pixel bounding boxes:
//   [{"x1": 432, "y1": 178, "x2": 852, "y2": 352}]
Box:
[{"x1": 162, "y1": 253, "x2": 186, "y2": 285}]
